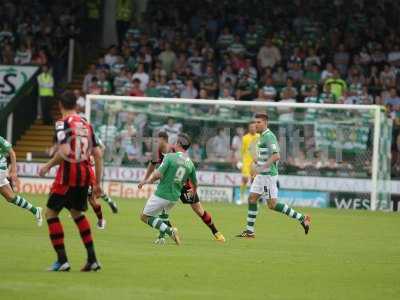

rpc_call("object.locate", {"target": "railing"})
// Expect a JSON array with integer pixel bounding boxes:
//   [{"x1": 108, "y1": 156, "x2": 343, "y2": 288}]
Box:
[{"x1": 0, "y1": 69, "x2": 39, "y2": 144}]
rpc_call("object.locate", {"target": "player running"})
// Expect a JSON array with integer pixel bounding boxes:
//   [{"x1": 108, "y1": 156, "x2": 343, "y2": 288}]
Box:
[
  {"x1": 87, "y1": 135, "x2": 118, "y2": 230},
  {"x1": 239, "y1": 122, "x2": 259, "y2": 204},
  {"x1": 0, "y1": 136, "x2": 42, "y2": 225},
  {"x1": 39, "y1": 92, "x2": 103, "y2": 272},
  {"x1": 138, "y1": 132, "x2": 225, "y2": 244},
  {"x1": 138, "y1": 133, "x2": 197, "y2": 245},
  {"x1": 237, "y1": 113, "x2": 311, "y2": 238}
]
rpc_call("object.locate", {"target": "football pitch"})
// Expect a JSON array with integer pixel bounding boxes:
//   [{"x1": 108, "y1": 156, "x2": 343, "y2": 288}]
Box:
[{"x1": 0, "y1": 194, "x2": 399, "y2": 300}]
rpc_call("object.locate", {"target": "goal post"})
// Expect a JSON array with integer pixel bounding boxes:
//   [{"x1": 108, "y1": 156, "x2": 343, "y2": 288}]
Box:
[{"x1": 85, "y1": 95, "x2": 392, "y2": 211}]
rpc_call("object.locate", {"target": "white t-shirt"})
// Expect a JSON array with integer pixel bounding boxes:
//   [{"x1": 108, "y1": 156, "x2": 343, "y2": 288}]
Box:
[
  {"x1": 132, "y1": 72, "x2": 149, "y2": 91},
  {"x1": 104, "y1": 54, "x2": 118, "y2": 66},
  {"x1": 161, "y1": 123, "x2": 182, "y2": 144}
]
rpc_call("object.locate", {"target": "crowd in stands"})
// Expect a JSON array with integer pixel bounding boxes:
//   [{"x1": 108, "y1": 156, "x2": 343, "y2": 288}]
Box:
[
  {"x1": 82, "y1": 0, "x2": 400, "y2": 177},
  {"x1": 0, "y1": 0, "x2": 85, "y2": 85}
]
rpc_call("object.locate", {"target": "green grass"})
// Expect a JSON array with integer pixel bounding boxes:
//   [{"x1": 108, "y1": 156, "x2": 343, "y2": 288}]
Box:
[{"x1": 0, "y1": 194, "x2": 400, "y2": 300}]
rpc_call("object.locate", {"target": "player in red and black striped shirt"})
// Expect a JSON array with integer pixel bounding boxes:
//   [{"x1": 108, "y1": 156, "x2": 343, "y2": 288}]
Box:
[
  {"x1": 39, "y1": 92, "x2": 103, "y2": 272},
  {"x1": 138, "y1": 131, "x2": 225, "y2": 243}
]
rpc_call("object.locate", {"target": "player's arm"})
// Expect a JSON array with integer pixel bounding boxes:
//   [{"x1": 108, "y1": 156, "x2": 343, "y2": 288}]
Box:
[
  {"x1": 7, "y1": 147, "x2": 18, "y2": 185},
  {"x1": 189, "y1": 167, "x2": 198, "y2": 194},
  {"x1": 91, "y1": 146, "x2": 103, "y2": 197},
  {"x1": 39, "y1": 120, "x2": 70, "y2": 177},
  {"x1": 39, "y1": 150, "x2": 64, "y2": 177},
  {"x1": 139, "y1": 155, "x2": 169, "y2": 188}
]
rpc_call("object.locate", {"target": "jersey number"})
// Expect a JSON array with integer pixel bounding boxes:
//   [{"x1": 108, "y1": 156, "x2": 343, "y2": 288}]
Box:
[
  {"x1": 75, "y1": 136, "x2": 89, "y2": 161},
  {"x1": 174, "y1": 166, "x2": 186, "y2": 183}
]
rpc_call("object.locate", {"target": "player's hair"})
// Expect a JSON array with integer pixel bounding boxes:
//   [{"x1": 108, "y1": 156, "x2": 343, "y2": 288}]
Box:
[
  {"x1": 158, "y1": 131, "x2": 169, "y2": 141},
  {"x1": 254, "y1": 113, "x2": 268, "y2": 121},
  {"x1": 177, "y1": 133, "x2": 191, "y2": 150},
  {"x1": 58, "y1": 91, "x2": 76, "y2": 110}
]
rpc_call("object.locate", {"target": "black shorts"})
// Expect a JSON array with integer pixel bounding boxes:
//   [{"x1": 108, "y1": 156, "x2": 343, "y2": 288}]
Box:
[
  {"x1": 180, "y1": 186, "x2": 200, "y2": 204},
  {"x1": 47, "y1": 186, "x2": 89, "y2": 212}
]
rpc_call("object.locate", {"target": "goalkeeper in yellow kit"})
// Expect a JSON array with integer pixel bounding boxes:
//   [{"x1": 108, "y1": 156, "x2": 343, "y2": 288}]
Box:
[{"x1": 239, "y1": 122, "x2": 259, "y2": 203}]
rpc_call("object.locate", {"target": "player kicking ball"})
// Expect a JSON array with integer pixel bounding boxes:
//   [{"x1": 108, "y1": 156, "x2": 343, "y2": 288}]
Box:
[
  {"x1": 138, "y1": 132, "x2": 225, "y2": 244},
  {"x1": 237, "y1": 113, "x2": 311, "y2": 238},
  {"x1": 0, "y1": 136, "x2": 42, "y2": 225},
  {"x1": 138, "y1": 133, "x2": 197, "y2": 245}
]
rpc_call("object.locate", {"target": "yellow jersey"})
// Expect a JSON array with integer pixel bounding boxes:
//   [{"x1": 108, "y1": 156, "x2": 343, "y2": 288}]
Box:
[{"x1": 241, "y1": 133, "x2": 259, "y2": 176}]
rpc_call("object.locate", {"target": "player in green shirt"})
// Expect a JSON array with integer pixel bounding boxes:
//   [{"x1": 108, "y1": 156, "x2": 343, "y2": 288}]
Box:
[
  {"x1": 0, "y1": 136, "x2": 42, "y2": 226},
  {"x1": 237, "y1": 114, "x2": 311, "y2": 238},
  {"x1": 138, "y1": 133, "x2": 197, "y2": 245}
]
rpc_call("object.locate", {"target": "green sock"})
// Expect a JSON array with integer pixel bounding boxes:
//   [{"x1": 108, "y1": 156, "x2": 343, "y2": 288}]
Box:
[
  {"x1": 147, "y1": 216, "x2": 172, "y2": 236},
  {"x1": 274, "y1": 203, "x2": 304, "y2": 222},
  {"x1": 11, "y1": 196, "x2": 37, "y2": 215},
  {"x1": 246, "y1": 202, "x2": 258, "y2": 232},
  {"x1": 101, "y1": 193, "x2": 112, "y2": 204},
  {"x1": 158, "y1": 211, "x2": 171, "y2": 238}
]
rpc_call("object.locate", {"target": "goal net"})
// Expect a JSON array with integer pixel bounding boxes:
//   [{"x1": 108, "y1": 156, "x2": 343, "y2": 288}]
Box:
[{"x1": 85, "y1": 95, "x2": 392, "y2": 211}]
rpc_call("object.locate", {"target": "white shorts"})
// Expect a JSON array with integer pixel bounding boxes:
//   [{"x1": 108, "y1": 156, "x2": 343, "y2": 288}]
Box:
[
  {"x1": 143, "y1": 194, "x2": 176, "y2": 217},
  {"x1": 249, "y1": 175, "x2": 278, "y2": 200},
  {"x1": 0, "y1": 170, "x2": 9, "y2": 187}
]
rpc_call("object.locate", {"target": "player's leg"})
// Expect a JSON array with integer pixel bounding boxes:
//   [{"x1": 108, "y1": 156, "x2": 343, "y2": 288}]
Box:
[
  {"x1": 155, "y1": 209, "x2": 172, "y2": 244},
  {"x1": 69, "y1": 187, "x2": 101, "y2": 271},
  {"x1": 190, "y1": 200, "x2": 225, "y2": 242},
  {"x1": 101, "y1": 192, "x2": 118, "y2": 213},
  {"x1": 265, "y1": 176, "x2": 311, "y2": 234},
  {"x1": 45, "y1": 194, "x2": 70, "y2": 271},
  {"x1": 141, "y1": 195, "x2": 180, "y2": 245},
  {"x1": 0, "y1": 180, "x2": 42, "y2": 226},
  {"x1": 88, "y1": 196, "x2": 106, "y2": 229},
  {"x1": 237, "y1": 175, "x2": 263, "y2": 238}
]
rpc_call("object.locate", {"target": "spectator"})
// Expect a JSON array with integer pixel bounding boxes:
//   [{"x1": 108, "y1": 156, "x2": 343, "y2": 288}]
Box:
[
  {"x1": 260, "y1": 76, "x2": 277, "y2": 101},
  {"x1": 187, "y1": 48, "x2": 204, "y2": 77},
  {"x1": 334, "y1": 44, "x2": 350, "y2": 76},
  {"x1": 158, "y1": 42, "x2": 177, "y2": 76},
  {"x1": 132, "y1": 63, "x2": 149, "y2": 91},
  {"x1": 145, "y1": 79, "x2": 161, "y2": 97},
  {"x1": 82, "y1": 64, "x2": 98, "y2": 94},
  {"x1": 104, "y1": 46, "x2": 118, "y2": 67},
  {"x1": 161, "y1": 118, "x2": 182, "y2": 144},
  {"x1": 129, "y1": 78, "x2": 145, "y2": 97},
  {"x1": 281, "y1": 77, "x2": 298, "y2": 99},
  {"x1": 114, "y1": 68, "x2": 131, "y2": 95},
  {"x1": 320, "y1": 62, "x2": 334, "y2": 83},
  {"x1": 97, "y1": 71, "x2": 112, "y2": 94},
  {"x1": 14, "y1": 43, "x2": 31, "y2": 64},
  {"x1": 74, "y1": 90, "x2": 86, "y2": 116},
  {"x1": 324, "y1": 68, "x2": 347, "y2": 100},
  {"x1": 272, "y1": 66, "x2": 287, "y2": 86},
  {"x1": 217, "y1": 27, "x2": 234, "y2": 51},
  {"x1": 227, "y1": 35, "x2": 246, "y2": 56},
  {"x1": 206, "y1": 128, "x2": 231, "y2": 161},
  {"x1": 304, "y1": 48, "x2": 321, "y2": 68},
  {"x1": 257, "y1": 38, "x2": 281, "y2": 70},
  {"x1": 200, "y1": 65, "x2": 218, "y2": 98},
  {"x1": 287, "y1": 61, "x2": 304, "y2": 84},
  {"x1": 277, "y1": 89, "x2": 296, "y2": 122},
  {"x1": 1, "y1": 43, "x2": 14, "y2": 64},
  {"x1": 383, "y1": 88, "x2": 400, "y2": 106},
  {"x1": 180, "y1": 79, "x2": 198, "y2": 99},
  {"x1": 238, "y1": 58, "x2": 258, "y2": 81},
  {"x1": 89, "y1": 77, "x2": 102, "y2": 94},
  {"x1": 235, "y1": 72, "x2": 258, "y2": 101},
  {"x1": 380, "y1": 64, "x2": 396, "y2": 89}
]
